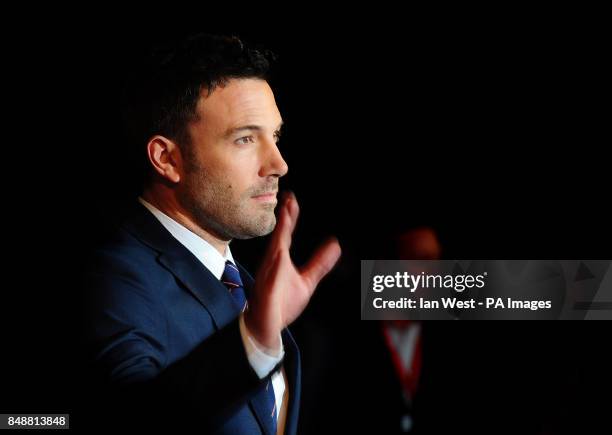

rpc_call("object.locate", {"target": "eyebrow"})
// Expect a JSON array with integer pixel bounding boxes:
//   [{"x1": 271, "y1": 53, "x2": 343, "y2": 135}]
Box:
[{"x1": 223, "y1": 121, "x2": 284, "y2": 138}]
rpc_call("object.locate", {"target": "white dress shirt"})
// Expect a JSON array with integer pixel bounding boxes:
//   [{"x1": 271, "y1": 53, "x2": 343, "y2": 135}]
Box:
[{"x1": 139, "y1": 198, "x2": 287, "y2": 431}]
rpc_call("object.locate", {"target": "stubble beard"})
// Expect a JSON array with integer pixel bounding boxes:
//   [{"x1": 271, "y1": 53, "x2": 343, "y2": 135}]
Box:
[{"x1": 179, "y1": 165, "x2": 278, "y2": 241}]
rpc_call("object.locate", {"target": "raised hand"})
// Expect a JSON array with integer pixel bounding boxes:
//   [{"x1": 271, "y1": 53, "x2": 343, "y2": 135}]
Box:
[{"x1": 244, "y1": 191, "x2": 342, "y2": 349}]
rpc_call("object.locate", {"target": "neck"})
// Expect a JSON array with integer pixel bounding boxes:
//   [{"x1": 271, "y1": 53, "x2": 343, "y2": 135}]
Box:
[{"x1": 142, "y1": 187, "x2": 230, "y2": 257}]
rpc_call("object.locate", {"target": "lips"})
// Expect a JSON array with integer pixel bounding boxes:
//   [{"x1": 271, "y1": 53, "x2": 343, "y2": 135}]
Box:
[{"x1": 252, "y1": 192, "x2": 278, "y2": 202}]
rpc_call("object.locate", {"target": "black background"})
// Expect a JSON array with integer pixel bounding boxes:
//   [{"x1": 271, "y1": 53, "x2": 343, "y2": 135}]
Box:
[{"x1": 2, "y1": 10, "x2": 610, "y2": 434}]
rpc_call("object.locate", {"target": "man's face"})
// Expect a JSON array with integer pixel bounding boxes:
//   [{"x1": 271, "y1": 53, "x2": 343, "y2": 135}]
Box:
[{"x1": 177, "y1": 78, "x2": 288, "y2": 241}]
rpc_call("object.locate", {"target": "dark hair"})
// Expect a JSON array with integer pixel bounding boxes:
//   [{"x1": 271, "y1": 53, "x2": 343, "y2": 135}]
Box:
[{"x1": 121, "y1": 33, "x2": 276, "y2": 186}]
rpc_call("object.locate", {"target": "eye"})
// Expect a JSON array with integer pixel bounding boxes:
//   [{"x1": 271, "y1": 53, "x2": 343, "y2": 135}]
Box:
[
  {"x1": 273, "y1": 131, "x2": 282, "y2": 143},
  {"x1": 235, "y1": 136, "x2": 255, "y2": 145}
]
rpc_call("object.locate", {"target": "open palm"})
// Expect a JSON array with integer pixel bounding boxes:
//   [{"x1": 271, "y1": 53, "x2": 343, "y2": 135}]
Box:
[{"x1": 245, "y1": 192, "x2": 342, "y2": 349}]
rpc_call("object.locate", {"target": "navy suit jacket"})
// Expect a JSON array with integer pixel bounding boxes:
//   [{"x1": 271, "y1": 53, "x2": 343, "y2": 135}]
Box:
[{"x1": 85, "y1": 202, "x2": 301, "y2": 434}]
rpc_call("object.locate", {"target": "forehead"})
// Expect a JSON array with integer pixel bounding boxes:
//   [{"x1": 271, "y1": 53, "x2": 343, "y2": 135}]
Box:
[{"x1": 195, "y1": 78, "x2": 282, "y2": 134}]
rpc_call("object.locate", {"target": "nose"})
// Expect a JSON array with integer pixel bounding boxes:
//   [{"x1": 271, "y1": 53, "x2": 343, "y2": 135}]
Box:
[{"x1": 259, "y1": 138, "x2": 288, "y2": 179}]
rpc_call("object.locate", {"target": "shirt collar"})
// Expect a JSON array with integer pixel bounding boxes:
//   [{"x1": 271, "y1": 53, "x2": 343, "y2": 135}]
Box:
[{"x1": 138, "y1": 197, "x2": 234, "y2": 280}]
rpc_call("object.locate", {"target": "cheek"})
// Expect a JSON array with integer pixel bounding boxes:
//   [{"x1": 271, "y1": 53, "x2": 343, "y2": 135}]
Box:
[
  {"x1": 202, "y1": 166, "x2": 249, "y2": 200},
  {"x1": 226, "y1": 160, "x2": 260, "y2": 193},
  {"x1": 201, "y1": 150, "x2": 260, "y2": 197}
]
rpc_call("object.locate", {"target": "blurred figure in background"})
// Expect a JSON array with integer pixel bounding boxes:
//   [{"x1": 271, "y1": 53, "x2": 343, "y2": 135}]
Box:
[{"x1": 381, "y1": 227, "x2": 441, "y2": 433}]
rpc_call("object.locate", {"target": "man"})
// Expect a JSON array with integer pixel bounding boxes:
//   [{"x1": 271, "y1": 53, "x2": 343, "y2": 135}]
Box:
[{"x1": 84, "y1": 34, "x2": 341, "y2": 434}]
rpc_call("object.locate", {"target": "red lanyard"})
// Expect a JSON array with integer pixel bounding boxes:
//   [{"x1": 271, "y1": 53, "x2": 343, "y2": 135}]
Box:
[{"x1": 381, "y1": 320, "x2": 423, "y2": 403}]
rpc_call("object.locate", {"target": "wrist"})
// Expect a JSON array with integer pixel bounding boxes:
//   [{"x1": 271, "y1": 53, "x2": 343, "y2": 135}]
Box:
[{"x1": 244, "y1": 309, "x2": 281, "y2": 350}]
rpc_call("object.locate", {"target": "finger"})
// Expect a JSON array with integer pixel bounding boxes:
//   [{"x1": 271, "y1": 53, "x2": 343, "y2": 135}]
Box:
[
  {"x1": 280, "y1": 191, "x2": 299, "y2": 248},
  {"x1": 300, "y1": 237, "x2": 342, "y2": 289},
  {"x1": 269, "y1": 191, "x2": 299, "y2": 251}
]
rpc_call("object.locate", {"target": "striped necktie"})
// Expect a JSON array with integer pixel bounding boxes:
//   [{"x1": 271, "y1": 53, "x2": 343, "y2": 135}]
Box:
[
  {"x1": 221, "y1": 260, "x2": 247, "y2": 312},
  {"x1": 221, "y1": 260, "x2": 278, "y2": 431}
]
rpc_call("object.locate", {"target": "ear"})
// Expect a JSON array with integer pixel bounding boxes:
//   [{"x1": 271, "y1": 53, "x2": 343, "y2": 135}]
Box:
[{"x1": 146, "y1": 135, "x2": 183, "y2": 183}]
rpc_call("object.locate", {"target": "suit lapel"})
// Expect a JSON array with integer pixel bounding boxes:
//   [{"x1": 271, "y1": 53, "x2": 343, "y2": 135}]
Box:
[
  {"x1": 122, "y1": 201, "x2": 241, "y2": 330},
  {"x1": 281, "y1": 328, "x2": 301, "y2": 435},
  {"x1": 157, "y1": 252, "x2": 240, "y2": 329}
]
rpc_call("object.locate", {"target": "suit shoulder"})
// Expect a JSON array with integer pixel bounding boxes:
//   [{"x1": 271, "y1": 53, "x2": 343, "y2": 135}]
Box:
[{"x1": 85, "y1": 226, "x2": 164, "y2": 290}]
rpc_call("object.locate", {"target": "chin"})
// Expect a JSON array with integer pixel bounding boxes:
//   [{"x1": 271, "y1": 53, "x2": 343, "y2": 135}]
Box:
[
  {"x1": 255, "y1": 215, "x2": 277, "y2": 237},
  {"x1": 255, "y1": 219, "x2": 276, "y2": 237},
  {"x1": 233, "y1": 215, "x2": 276, "y2": 239}
]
